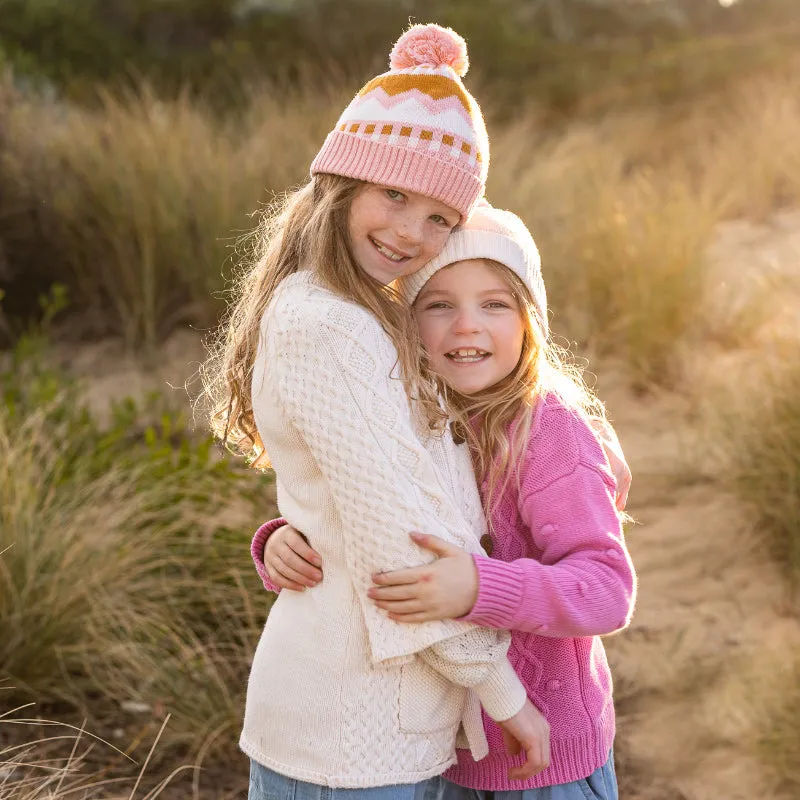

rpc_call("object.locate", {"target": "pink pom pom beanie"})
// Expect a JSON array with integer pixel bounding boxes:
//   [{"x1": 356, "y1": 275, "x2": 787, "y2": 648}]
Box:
[
  {"x1": 401, "y1": 203, "x2": 549, "y2": 339},
  {"x1": 310, "y1": 24, "x2": 489, "y2": 219}
]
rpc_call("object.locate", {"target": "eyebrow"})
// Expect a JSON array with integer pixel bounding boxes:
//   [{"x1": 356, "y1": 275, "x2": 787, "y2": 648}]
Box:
[{"x1": 417, "y1": 289, "x2": 452, "y2": 301}]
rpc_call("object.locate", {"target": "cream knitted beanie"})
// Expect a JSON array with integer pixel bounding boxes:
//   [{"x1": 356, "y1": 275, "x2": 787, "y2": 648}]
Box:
[
  {"x1": 401, "y1": 203, "x2": 549, "y2": 339},
  {"x1": 311, "y1": 24, "x2": 489, "y2": 219}
]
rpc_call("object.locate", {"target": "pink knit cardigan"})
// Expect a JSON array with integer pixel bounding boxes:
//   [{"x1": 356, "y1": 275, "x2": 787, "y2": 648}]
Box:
[{"x1": 251, "y1": 394, "x2": 636, "y2": 789}]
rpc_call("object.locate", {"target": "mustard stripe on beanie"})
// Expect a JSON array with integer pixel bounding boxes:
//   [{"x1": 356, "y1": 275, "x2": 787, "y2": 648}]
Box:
[{"x1": 311, "y1": 24, "x2": 489, "y2": 219}]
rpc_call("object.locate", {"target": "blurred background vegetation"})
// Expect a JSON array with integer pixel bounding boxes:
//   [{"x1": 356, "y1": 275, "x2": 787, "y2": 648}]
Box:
[
  {"x1": 1, "y1": 1, "x2": 800, "y2": 797},
  {"x1": 1, "y1": 0, "x2": 799, "y2": 355},
  {"x1": 1, "y1": 0, "x2": 799, "y2": 109}
]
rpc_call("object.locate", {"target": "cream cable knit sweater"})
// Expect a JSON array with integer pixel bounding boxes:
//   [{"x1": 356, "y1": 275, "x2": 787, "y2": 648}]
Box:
[{"x1": 239, "y1": 271, "x2": 526, "y2": 788}]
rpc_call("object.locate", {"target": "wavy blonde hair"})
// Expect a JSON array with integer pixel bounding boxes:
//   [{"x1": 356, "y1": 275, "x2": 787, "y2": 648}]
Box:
[
  {"x1": 202, "y1": 173, "x2": 447, "y2": 469},
  {"x1": 438, "y1": 260, "x2": 607, "y2": 520}
]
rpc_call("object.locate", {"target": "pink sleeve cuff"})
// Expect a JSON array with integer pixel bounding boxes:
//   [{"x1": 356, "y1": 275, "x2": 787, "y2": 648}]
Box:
[
  {"x1": 251, "y1": 518, "x2": 288, "y2": 593},
  {"x1": 458, "y1": 555, "x2": 525, "y2": 630}
]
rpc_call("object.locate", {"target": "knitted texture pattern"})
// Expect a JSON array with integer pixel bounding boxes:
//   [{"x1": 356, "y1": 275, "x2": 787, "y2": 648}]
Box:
[
  {"x1": 400, "y1": 203, "x2": 548, "y2": 338},
  {"x1": 444, "y1": 394, "x2": 637, "y2": 790},
  {"x1": 240, "y1": 271, "x2": 527, "y2": 787},
  {"x1": 311, "y1": 24, "x2": 489, "y2": 218}
]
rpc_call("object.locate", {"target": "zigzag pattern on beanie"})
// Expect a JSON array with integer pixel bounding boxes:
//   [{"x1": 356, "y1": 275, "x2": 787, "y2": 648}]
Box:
[{"x1": 311, "y1": 24, "x2": 489, "y2": 219}]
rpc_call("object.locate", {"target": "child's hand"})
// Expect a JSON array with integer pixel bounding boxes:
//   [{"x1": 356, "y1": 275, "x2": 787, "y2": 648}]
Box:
[
  {"x1": 498, "y1": 699, "x2": 551, "y2": 780},
  {"x1": 368, "y1": 532, "x2": 478, "y2": 622},
  {"x1": 264, "y1": 524, "x2": 323, "y2": 591}
]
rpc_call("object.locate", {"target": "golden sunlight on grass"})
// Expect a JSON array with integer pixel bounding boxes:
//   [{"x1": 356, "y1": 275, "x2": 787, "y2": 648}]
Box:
[
  {"x1": 2, "y1": 69, "x2": 798, "y2": 380},
  {"x1": 1, "y1": 57, "x2": 800, "y2": 799}
]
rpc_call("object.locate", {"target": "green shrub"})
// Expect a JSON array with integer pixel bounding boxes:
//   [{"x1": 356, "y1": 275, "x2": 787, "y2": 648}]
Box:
[{"x1": 2, "y1": 0, "x2": 797, "y2": 113}]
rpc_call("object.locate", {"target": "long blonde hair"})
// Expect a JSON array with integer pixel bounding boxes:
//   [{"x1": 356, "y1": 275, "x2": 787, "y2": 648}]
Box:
[
  {"x1": 202, "y1": 174, "x2": 446, "y2": 469},
  {"x1": 441, "y1": 261, "x2": 607, "y2": 518}
]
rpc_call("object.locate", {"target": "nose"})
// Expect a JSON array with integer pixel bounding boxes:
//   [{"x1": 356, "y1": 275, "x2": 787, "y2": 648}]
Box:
[
  {"x1": 452, "y1": 307, "x2": 481, "y2": 335},
  {"x1": 396, "y1": 213, "x2": 424, "y2": 247}
]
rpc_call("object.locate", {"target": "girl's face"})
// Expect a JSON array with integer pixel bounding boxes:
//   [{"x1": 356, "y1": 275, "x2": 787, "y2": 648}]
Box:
[
  {"x1": 348, "y1": 184, "x2": 460, "y2": 285},
  {"x1": 415, "y1": 259, "x2": 525, "y2": 396}
]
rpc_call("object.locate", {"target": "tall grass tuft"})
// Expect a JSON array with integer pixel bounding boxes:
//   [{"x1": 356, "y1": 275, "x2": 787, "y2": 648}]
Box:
[
  {"x1": 0, "y1": 80, "x2": 348, "y2": 350},
  {"x1": 0, "y1": 315, "x2": 274, "y2": 764},
  {"x1": 0, "y1": 704, "x2": 192, "y2": 799},
  {"x1": 489, "y1": 116, "x2": 724, "y2": 386},
  {"x1": 726, "y1": 352, "x2": 800, "y2": 584},
  {"x1": 760, "y1": 659, "x2": 800, "y2": 795},
  {"x1": 704, "y1": 71, "x2": 800, "y2": 221}
]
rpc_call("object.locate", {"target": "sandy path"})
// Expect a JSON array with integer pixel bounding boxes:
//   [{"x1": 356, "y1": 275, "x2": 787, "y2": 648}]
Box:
[
  {"x1": 601, "y1": 383, "x2": 798, "y2": 798},
  {"x1": 600, "y1": 211, "x2": 800, "y2": 799}
]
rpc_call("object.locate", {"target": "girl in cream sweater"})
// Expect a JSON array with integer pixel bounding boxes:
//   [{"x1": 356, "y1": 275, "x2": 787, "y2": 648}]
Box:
[{"x1": 203, "y1": 24, "x2": 550, "y2": 800}]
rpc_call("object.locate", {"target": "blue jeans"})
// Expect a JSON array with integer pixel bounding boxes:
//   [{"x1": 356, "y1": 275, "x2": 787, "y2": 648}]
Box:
[
  {"x1": 424, "y1": 752, "x2": 617, "y2": 800},
  {"x1": 248, "y1": 761, "x2": 432, "y2": 800}
]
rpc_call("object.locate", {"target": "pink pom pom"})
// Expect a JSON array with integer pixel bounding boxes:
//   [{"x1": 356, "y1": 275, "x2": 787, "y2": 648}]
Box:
[{"x1": 389, "y1": 24, "x2": 469, "y2": 77}]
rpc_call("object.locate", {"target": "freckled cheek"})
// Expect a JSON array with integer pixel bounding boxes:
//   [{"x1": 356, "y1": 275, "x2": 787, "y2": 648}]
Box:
[{"x1": 422, "y1": 230, "x2": 451, "y2": 261}]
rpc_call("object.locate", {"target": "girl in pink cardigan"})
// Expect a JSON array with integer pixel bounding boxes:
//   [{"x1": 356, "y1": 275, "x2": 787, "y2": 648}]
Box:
[{"x1": 253, "y1": 204, "x2": 636, "y2": 800}]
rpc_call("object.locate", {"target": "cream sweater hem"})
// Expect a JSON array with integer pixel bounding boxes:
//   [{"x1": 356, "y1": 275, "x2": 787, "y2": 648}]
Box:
[{"x1": 240, "y1": 738, "x2": 458, "y2": 789}]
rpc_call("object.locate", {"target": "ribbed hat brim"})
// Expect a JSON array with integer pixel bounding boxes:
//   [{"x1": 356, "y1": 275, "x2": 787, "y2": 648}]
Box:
[{"x1": 311, "y1": 130, "x2": 483, "y2": 219}]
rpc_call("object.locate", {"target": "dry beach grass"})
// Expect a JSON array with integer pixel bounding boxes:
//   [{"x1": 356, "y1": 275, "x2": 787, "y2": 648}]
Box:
[{"x1": 1, "y1": 65, "x2": 800, "y2": 797}]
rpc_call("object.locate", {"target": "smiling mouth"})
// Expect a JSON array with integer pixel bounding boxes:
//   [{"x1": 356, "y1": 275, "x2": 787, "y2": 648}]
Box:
[
  {"x1": 445, "y1": 348, "x2": 491, "y2": 363},
  {"x1": 369, "y1": 237, "x2": 410, "y2": 263}
]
